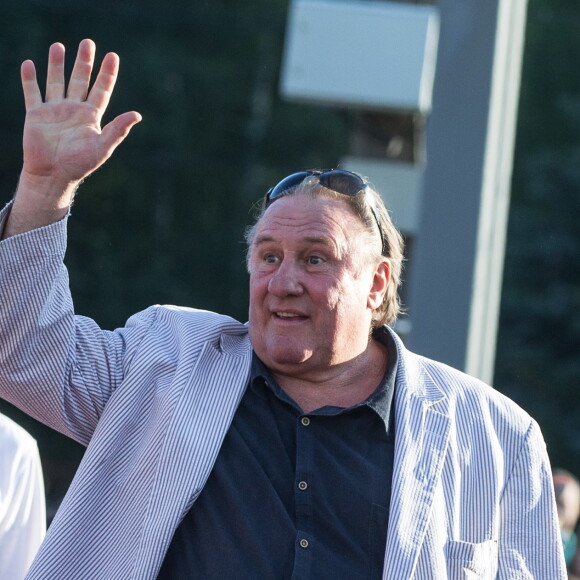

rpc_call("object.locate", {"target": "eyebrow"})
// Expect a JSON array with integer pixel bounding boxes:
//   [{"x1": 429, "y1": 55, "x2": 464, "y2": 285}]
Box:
[
  {"x1": 253, "y1": 235, "x2": 335, "y2": 247},
  {"x1": 252, "y1": 235, "x2": 337, "y2": 248}
]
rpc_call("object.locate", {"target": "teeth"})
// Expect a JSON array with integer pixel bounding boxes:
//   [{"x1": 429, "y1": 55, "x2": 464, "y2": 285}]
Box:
[{"x1": 276, "y1": 312, "x2": 299, "y2": 318}]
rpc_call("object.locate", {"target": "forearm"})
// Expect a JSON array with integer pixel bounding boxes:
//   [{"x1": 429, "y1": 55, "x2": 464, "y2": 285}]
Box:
[
  {"x1": 0, "y1": 205, "x2": 104, "y2": 446},
  {"x1": 0, "y1": 206, "x2": 159, "y2": 444},
  {"x1": 0, "y1": 204, "x2": 75, "y2": 425}
]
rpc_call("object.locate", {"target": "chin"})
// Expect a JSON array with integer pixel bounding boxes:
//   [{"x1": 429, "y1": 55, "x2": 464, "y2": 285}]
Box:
[
  {"x1": 259, "y1": 342, "x2": 312, "y2": 369},
  {"x1": 267, "y1": 351, "x2": 310, "y2": 369}
]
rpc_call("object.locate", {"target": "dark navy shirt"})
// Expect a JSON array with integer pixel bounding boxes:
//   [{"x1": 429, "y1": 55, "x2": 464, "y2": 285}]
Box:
[{"x1": 158, "y1": 327, "x2": 397, "y2": 579}]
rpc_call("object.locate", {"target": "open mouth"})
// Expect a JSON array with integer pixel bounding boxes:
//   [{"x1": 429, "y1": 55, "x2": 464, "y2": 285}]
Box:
[{"x1": 274, "y1": 311, "x2": 307, "y2": 320}]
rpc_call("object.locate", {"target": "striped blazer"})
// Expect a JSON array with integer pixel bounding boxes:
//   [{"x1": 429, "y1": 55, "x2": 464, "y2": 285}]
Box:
[{"x1": 0, "y1": 209, "x2": 566, "y2": 579}]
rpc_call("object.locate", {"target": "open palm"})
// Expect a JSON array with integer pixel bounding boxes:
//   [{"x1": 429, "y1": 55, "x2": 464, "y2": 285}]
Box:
[
  {"x1": 21, "y1": 39, "x2": 141, "y2": 188},
  {"x1": 2, "y1": 39, "x2": 141, "y2": 238}
]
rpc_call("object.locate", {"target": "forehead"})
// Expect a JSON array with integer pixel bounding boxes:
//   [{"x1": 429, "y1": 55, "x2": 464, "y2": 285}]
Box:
[{"x1": 253, "y1": 195, "x2": 364, "y2": 244}]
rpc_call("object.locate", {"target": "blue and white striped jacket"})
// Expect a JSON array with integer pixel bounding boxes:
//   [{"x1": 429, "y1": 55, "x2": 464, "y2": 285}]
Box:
[{"x1": 0, "y1": 209, "x2": 566, "y2": 579}]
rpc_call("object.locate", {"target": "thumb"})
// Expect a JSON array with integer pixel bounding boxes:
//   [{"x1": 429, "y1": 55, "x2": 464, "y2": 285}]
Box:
[{"x1": 99, "y1": 111, "x2": 142, "y2": 156}]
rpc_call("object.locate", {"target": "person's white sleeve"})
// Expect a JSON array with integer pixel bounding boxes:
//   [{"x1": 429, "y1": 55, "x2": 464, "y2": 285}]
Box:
[{"x1": 0, "y1": 414, "x2": 46, "y2": 580}]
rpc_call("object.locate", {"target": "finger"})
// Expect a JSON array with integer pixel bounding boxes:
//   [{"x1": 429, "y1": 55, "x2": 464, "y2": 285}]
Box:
[
  {"x1": 99, "y1": 111, "x2": 142, "y2": 157},
  {"x1": 45, "y1": 42, "x2": 66, "y2": 101},
  {"x1": 87, "y1": 52, "x2": 120, "y2": 122},
  {"x1": 67, "y1": 39, "x2": 96, "y2": 101},
  {"x1": 21, "y1": 60, "x2": 42, "y2": 110}
]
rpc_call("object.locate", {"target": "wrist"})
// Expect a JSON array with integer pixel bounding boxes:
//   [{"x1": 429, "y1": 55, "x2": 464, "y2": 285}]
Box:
[
  {"x1": 17, "y1": 170, "x2": 80, "y2": 210},
  {"x1": 1, "y1": 171, "x2": 78, "y2": 238}
]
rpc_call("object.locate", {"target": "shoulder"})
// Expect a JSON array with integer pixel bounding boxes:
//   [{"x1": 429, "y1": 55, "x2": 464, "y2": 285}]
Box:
[
  {"x1": 428, "y1": 357, "x2": 529, "y2": 424},
  {"x1": 124, "y1": 304, "x2": 247, "y2": 333},
  {"x1": 120, "y1": 305, "x2": 250, "y2": 359},
  {"x1": 147, "y1": 305, "x2": 248, "y2": 338},
  {"x1": 390, "y1": 329, "x2": 533, "y2": 435}
]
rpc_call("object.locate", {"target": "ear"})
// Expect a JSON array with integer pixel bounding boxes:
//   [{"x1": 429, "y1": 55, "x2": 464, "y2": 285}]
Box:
[{"x1": 367, "y1": 259, "x2": 390, "y2": 310}]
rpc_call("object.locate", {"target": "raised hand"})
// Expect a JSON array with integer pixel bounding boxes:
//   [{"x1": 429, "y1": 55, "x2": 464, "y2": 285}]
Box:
[{"x1": 4, "y1": 39, "x2": 141, "y2": 238}]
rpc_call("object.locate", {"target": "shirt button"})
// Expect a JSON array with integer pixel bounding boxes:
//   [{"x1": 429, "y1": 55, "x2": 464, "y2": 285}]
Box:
[
  {"x1": 301, "y1": 417, "x2": 310, "y2": 426},
  {"x1": 298, "y1": 481, "x2": 308, "y2": 491},
  {"x1": 299, "y1": 539, "x2": 309, "y2": 549}
]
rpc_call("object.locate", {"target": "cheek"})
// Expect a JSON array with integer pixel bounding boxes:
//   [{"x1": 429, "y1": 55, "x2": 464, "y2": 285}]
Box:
[
  {"x1": 335, "y1": 277, "x2": 368, "y2": 304},
  {"x1": 330, "y1": 288, "x2": 348, "y2": 311},
  {"x1": 249, "y1": 272, "x2": 275, "y2": 319},
  {"x1": 329, "y1": 281, "x2": 371, "y2": 320},
  {"x1": 249, "y1": 271, "x2": 268, "y2": 295},
  {"x1": 317, "y1": 286, "x2": 358, "y2": 325}
]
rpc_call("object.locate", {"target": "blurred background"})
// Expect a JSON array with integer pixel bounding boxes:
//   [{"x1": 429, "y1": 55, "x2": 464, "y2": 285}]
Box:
[{"x1": 0, "y1": 0, "x2": 579, "y2": 523}]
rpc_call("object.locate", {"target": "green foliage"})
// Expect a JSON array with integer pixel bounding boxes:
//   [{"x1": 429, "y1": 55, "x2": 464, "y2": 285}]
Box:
[{"x1": 496, "y1": 0, "x2": 580, "y2": 471}]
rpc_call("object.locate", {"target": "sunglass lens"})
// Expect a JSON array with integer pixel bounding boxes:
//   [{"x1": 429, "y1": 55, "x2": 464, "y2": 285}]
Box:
[
  {"x1": 318, "y1": 170, "x2": 366, "y2": 197},
  {"x1": 266, "y1": 171, "x2": 312, "y2": 204}
]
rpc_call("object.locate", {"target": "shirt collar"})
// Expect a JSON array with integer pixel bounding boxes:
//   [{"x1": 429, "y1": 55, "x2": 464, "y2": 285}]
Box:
[{"x1": 249, "y1": 326, "x2": 398, "y2": 435}]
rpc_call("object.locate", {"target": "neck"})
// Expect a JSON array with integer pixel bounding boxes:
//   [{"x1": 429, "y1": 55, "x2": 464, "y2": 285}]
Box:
[{"x1": 272, "y1": 339, "x2": 388, "y2": 414}]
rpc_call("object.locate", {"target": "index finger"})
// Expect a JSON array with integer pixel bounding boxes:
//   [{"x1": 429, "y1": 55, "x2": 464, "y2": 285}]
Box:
[{"x1": 21, "y1": 60, "x2": 42, "y2": 110}]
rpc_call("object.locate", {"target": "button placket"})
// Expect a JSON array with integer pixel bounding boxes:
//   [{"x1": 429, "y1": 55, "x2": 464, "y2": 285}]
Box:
[{"x1": 294, "y1": 412, "x2": 314, "y2": 575}]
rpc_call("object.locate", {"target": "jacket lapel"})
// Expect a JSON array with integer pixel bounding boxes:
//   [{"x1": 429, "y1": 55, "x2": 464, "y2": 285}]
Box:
[
  {"x1": 383, "y1": 338, "x2": 451, "y2": 580},
  {"x1": 132, "y1": 331, "x2": 253, "y2": 579}
]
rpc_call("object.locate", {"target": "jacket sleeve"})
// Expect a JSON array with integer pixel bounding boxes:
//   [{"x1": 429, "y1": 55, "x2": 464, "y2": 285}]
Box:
[
  {"x1": 0, "y1": 203, "x2": 156, "y2": 445},
  {"x1": 498, "y1": 417, "x2": 567, "y2": 578}
]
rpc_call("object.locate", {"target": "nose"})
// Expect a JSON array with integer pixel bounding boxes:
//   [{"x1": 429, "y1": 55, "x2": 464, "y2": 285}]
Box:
[{"x1": 267, "y1": 259, "x2": 304, "y2": 297}]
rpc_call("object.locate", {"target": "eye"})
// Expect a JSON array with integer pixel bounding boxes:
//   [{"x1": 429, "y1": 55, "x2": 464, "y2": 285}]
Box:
[
  {"x1": 307, "y1": 255, "x2": 325, "y2": 265},
  {"x1": 264, "y1": 253, "x2": 279, "y2": 264}
]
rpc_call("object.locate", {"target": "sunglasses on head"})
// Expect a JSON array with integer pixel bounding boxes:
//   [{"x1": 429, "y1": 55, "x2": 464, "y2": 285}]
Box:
[{"x1": 265, "y1": 169, "x2": 387, "y2": 255}]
